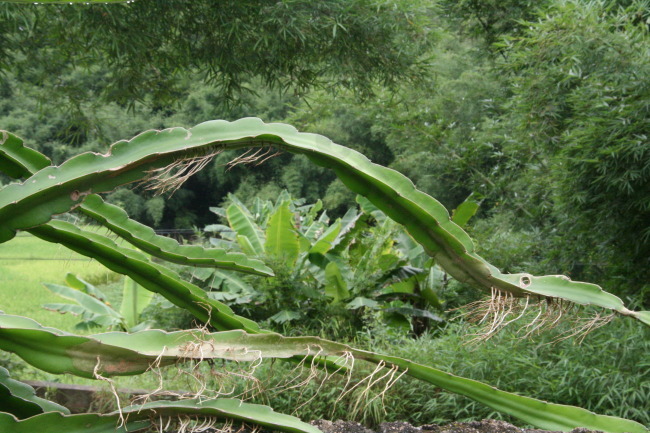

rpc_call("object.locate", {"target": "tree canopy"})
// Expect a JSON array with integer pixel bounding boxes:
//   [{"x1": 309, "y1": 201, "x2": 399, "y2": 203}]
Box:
[{"x1": 0, "y1": 0, "x2": 431, "y2": 106}]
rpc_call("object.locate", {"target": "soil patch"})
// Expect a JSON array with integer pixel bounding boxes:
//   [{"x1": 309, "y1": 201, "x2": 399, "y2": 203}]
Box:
[{"x1": 311, "y1": 420, "x2": 603, "y2": 433}]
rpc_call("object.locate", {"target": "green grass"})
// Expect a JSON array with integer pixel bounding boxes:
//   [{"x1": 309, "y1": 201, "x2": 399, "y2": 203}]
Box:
[{"x1": 0, "y1": 230, "x2": 118, "y2": 331}]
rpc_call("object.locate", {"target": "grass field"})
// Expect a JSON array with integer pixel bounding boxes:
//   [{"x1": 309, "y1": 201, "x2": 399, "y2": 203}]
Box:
[{"x1": 0, "y1": 230, "x2": 120, "y2": 332}]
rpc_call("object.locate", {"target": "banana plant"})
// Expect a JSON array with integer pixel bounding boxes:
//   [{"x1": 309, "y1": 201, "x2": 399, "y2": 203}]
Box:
[
  {"x1": 204, "y1": 192, "x2": 363, "y2": 323},
  {"x1": 43, "y1": 273, "x2": 155, "y2": 332},
  {"x1": 0, "y1": 119, "x2": 649, "y2": 433}
]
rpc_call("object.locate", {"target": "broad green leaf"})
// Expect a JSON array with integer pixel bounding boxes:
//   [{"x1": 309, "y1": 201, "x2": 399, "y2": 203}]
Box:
[
  {"x1": 324, "y1": 262, "x2": 350, "y2": 302},
  {"x1": 228, "y1": 203, "x2": 265, "y2": 256},
  {"x1": 385, "y1": 278, "x2": 416, "y2": 294},
  {"x1": 297, "y1": 232, "x2": 312, "y2": 252},
  {"x1": 204, "y1": 223, "x2": 232, "y2": 233},
  {"x1": 209, "y1": 206, "x2": 227, "y2": 219},
  {"x1": 42, "y1": 283, "x2": 121, "y2": 323},
  {"x1": 345, "y1": 297, "x2": 379, "y2": 310},
  {"x1": 269, "y1": 310, "x2": 301, "y2": 324},
  {"x1": 356, "y1": 194, "x2": 387, "y2": 222},
  {"x1": 42, "y1": 303, "x2": 87, "y2": 318},
  {"x1": 331, "y1": 207, "x2": 360, "y2": 249},
  {"x1": 309, "y1": 219, "x2": 341, "y2": 255},
  {"x1": 420, "y1": 266, "x2": 445, "y2": 308},
  {"x1": 190, "y1": 267, "x2": 215, "y2": 282},
  {"x1": 119, "y1": 277, "x2": 154, "y2": 330},
  {"x1": 236, "y1": 234, "x2": 258, "y2": 257},
  {"x1": 377, "y1": 254, "x2": 402, "y2": 272},
  {"x1": 212, "y1": 269, "x2": 254, "y2": 293},
  {"x1": 302, "y1": 199, "x2": 323, "y2": 226},
  {"x1": 265, "y1": 201, "x2": 299, "y2": 266},
  {"x1": 210, "y1": 237, "x2": 236, "y2": 249},
  {"x1": 302, "y1": 220, "x2": 326, "y2": 241},
  {"x1": 384, "y1": 306, "x2": 444, "y2": 321},
  {"x1": 42, "y1": 303, "x2": 115, "y2": 330},
  {"x1": 0, "y1": 366, "x2": 68, "y2": 418},
  {"x1": 64, "y1": 273, "x2": 109, "y2": 302},
  {"x1": 0, "y1": 314, "x2": 644, "y2": 433}
]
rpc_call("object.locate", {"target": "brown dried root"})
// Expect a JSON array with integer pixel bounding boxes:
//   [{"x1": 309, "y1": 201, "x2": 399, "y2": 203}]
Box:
[{"x1": 143, "y1": 152, "x2": 221, "y2": 195}]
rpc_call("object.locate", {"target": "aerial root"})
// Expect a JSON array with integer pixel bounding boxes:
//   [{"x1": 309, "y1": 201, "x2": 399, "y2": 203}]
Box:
[
  {"x1": 153, "y1": 415, "x2": 238, "y2": 433},
  {"x1": 226, "y1": 146, "x2": 281, "y2": 171},
  {"x1": 553, "y1": 312, "x2": 615, "y2": 344},
  {"x1": 454, "y1": 289, "x2": 613, "y2": 344},
  {"x1": 131, "y1": 347, "x2": 168, "y2": 407},
  {"x1": 131, "y1": 310, "x2": 262, "y2": 408},
  {"x1": 333, "y1": 359, "x2": 406, "y2": 420},
  {"x1": 291, "y1": 349, "x2": 355, "y2": 414},
  {"x1": 92, "y1": 356, "x2": 125, "y2": 427},
  {"x1": 454, "y1": 288, "x2": 531, "y2": 343},
  {"x1": 143, "y1": 150, "x2": 222, "y2": 195}
]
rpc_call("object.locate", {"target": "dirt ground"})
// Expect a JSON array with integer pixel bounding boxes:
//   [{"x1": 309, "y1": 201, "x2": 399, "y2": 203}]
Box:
[{"x1": 310, "y1": 419, "x2": 604, "y2": 433}]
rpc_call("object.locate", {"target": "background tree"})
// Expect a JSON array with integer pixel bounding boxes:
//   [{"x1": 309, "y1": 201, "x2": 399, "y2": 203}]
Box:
[{"x1": 0, "y1": 0, "x2": 432, "y2": 107}]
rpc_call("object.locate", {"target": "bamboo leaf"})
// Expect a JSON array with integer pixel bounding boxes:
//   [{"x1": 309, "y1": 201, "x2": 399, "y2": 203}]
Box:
[{"x1": 4, "y1": 0, "x2": 129, "y2": 3}]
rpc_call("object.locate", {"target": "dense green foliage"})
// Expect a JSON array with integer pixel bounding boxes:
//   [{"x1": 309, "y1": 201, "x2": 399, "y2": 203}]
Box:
[
  {"x1": 256, "y1": 318, "x2": 650, "y2": 427},
  {"x1": 0, "y1": 0, "x2": 431, "y2": 105},
  {"x1": 0, "y1": 0, "x2": 649, "y2": 432},
  {"x1": 4, "y1": 0, "x2": 646, "y2": 306}
]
